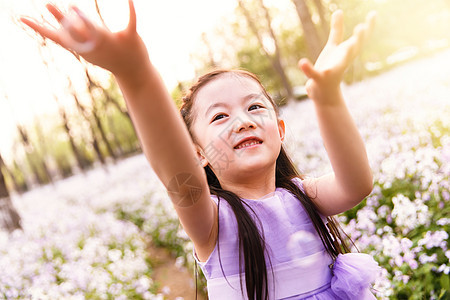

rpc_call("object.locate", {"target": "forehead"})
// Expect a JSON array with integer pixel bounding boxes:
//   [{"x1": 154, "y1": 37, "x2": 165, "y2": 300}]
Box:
[{"x1": 193, "y1": 74, "x2": 264, "y2": 113}]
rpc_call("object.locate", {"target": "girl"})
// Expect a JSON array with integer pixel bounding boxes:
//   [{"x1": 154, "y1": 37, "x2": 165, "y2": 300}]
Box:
[{"x1": 21, "y1": 1, "x2": 379, "y2": 299}]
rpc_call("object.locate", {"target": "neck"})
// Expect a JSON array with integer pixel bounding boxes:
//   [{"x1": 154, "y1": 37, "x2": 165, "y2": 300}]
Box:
[{"x1": 218, "y1": 166, "x2": 277, "y2": 200}]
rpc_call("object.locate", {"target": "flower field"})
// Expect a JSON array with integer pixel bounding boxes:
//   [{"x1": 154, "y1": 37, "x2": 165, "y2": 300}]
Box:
[
  {"x1": 1, "y1": 50, "x2": 449, "y2": 299},
  {"x1": 282, "y1": 50, "x2": 450, "y2": 299}
]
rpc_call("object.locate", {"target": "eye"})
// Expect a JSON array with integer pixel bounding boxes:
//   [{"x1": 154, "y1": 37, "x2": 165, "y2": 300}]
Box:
[
  {"x1": 249, "y1": 104, "x2": 264, "y2": 111},
  {"x1": 211, "y1": 113, "x2": 227, "y2": 123}
]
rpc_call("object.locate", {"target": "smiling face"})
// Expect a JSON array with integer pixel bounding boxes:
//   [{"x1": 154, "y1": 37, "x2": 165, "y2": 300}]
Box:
[{"x1": 190, "y1": 73, "x2": 285, "y2": 184}]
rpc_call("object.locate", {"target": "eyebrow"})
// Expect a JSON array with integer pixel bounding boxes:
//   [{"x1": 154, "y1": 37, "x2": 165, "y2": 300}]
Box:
[{"x1": 204, "y1": 93, "x2": 264, "y2": 118}]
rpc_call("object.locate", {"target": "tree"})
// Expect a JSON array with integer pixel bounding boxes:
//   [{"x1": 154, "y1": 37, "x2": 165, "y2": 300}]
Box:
[
  {"x1": 32, "y1": 117, "x2": 53, "y2": 183},
  {"x1": 17, "y1": 125, "x2": 51, "y2": 185},
  {"x1": 238, "y1": 0, "x2": 293, "y2": 101},
  {"x1": 0, "y1": 153, "x2": 22, "y2": 232},
  {"x1": 291, "y1": 0, "x2": 324, "y2": 61},
  {"x1": 84, "y1": 68, "x2": 118, "y2": 162},
  {"x1": 67, "y1": 78, "x2": 106, "y2": 165},
  {"x1": 55, "y1": 93, "x2": 92, "y2": 174},
  {"x1": 311, "y1": 0, "x2": 329, "y2": 43},
  {"x1": 0, "y1": 155, "x2": 9, "y2": 199}
]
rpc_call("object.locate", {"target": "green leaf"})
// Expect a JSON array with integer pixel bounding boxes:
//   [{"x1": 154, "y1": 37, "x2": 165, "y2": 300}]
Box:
[{"x1": 440, "y1": 274, "x2": 450, "y2": 290}]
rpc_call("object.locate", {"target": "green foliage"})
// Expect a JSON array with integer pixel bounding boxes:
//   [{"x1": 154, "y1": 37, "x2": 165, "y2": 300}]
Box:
[
  {"x1": 98, "y1": 106, "x2": 139, "y2": 157},
  {"x1": 191, "y1": 0, "x2": 450, "y2": 91},
  {"x1": 8, "y1": 74, "x2": 142, "y2": 186},
  {"x1": 341, "y1": 120, "x2": 450, "y2": 298},
  {"x1": 112, "y1": 196, "x2": 208, "y2": 296},
  {"x1": 237, "y1": 44, "x2": 284, "y2": 99},
  {"x1": 171, "y1": 86, "x2": 183, "y2": 109},
  {"x1": 3, "y1": 160, "x2": 28, "y2": 193},
  {"x1": 334, "y1": 0, "x2": 450, "y2": 78}
]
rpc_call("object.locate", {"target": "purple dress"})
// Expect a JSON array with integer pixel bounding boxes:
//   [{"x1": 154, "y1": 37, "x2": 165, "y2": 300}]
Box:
[{"x1": 194, "y1": 178, "x2": 380, "y2": 299}]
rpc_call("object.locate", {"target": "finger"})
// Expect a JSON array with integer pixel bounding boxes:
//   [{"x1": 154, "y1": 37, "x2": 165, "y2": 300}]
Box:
[
  {"x1": 46, "y1": 3, "x2": 65, "y2": 22},
  {"x1": 71, "y1": 6, "x2": 96, "y2": 32},
  {"x1": 364, "y1": 11, "x2": 377, "y2": 40},
  {"x1": 61, "y1": 17, "x2": 88, "y2": 43},
  {"x1": 298, "y1": 58, "x2": 321, "y2": 79},
  {"x1": 127, "y1": 0, "x2": 137, "y2": 33},
  {"x1": 70, "y1": 6, "x2": 97, "y2": 41},
  {"x1": 353, "y1": 23, "x2": 366, "y2": 47},
  {"x1": 20, "y1": 17, "x2": 62, "y2": 44},
  {"x1": 341, "y1": 27, "x2": 364, "y2": 63},
  {"x1": 328, "y1": 10, "x2": 344, "y2": 45}
]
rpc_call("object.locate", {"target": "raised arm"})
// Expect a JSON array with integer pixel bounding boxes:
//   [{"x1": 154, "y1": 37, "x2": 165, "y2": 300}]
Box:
[
  {"x1": 298, "y1": 10, "x2": 376, "y2": 216},
  {"x1": 20, "y1": 1, "x2": 216, "y2": 248}
]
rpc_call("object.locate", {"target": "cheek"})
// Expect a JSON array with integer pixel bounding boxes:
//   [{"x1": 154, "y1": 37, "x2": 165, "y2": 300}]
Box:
[
  {"x1": 203, "y1": 137, "x2": 237, "y2": 172},
  {"x1": 199, "y1": 127, "x2": 234, "y2": 161},
  {"x1": 266, "y1": 121, "x2": 282, "y2": 139}
]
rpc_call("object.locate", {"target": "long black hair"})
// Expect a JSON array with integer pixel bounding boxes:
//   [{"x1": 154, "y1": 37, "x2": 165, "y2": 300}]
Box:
[{"x1": 181, "y1": 69, "x2": 350, "y2": 300}]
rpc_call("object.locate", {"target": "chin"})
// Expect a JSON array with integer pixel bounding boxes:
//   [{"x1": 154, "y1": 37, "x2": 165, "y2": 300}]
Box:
[{"x1": 237, "y1": 159, "x2": 275, "y2": 174}]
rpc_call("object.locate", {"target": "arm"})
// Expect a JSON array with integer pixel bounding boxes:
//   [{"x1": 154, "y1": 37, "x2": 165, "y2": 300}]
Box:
[
  {"x1": 299, "y1": 10, "x2": 376, "y2": 216},
  {"x1": 20, "y1": 1, "x2": 216, "y2": 248}
]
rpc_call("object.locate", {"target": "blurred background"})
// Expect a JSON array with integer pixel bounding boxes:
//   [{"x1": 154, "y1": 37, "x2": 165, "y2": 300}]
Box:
[{"x1": 0, "y1": 0, "x2": 449, "y2": 299}]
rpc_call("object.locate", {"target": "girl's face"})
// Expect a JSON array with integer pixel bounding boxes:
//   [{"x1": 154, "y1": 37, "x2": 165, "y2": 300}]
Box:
[{"x1": 191, "y1": 74, "x2": 285, "y2": 183}]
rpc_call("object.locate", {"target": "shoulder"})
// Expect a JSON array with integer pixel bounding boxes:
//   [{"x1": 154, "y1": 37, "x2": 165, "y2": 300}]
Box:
[
  {"x1": 290, "y1": 176, "x2": 304, "y2": 191},
  {"x1": 282, "y1": 176, "x2": 305, "y2": 195},
  {"x1": 285, "y1": 176, "x2": 328, "y2": 222}
]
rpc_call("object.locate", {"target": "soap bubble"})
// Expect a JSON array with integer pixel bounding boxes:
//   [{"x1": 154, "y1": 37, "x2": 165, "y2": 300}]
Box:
[{"x1": 287, "y1": 230, "x2": 323, "y2": 267}]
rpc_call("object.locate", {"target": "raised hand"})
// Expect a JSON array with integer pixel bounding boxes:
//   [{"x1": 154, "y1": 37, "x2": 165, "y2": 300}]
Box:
[
  {"x1": 298, "y1": 10, "x2": 376, "y2": 103},
  {"x1": 20, "y1": 0, "x2": 149, "y2": 78}
]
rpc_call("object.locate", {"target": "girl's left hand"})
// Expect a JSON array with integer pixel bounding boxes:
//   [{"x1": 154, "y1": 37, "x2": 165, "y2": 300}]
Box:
[{"x1": 299, "y1": 10, "x2": 376, "y2": 104}]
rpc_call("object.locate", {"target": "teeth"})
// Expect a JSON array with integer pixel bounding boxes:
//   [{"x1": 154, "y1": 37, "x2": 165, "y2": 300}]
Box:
[{"x1": 236, "y1": 140, "x2": 261, "y2": 149}]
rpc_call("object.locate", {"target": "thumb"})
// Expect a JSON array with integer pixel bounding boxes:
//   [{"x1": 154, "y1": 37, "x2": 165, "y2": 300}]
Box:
[
  {"x1": 127, "y1": 0, "x2": 137, "y2": 33},
  {"x1": 298, "y1": 58, "x2": 319, "y2": 79}
]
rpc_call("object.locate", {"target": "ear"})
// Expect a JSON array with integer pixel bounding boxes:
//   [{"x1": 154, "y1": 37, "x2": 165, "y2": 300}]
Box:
[
  {"x1": 195, "y1": 144, "x2": 209, "y2": 167},
  {"x1": 278, "y1": 119, "x2": 286, "y2": 142}
]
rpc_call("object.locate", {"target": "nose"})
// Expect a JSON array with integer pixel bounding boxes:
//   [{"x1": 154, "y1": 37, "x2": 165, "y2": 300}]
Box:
[{"x1": 233, "y1": 115, "x2": 257, "y2": 133}]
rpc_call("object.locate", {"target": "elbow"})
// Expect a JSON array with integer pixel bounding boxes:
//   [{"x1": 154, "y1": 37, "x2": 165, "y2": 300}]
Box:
[
  {"x1": 362, "y1": 180, "x2": 374, "y2": 199},
  {"x1": 347, "y1": 171, "x2": 373, "y2": 206},
  {"x1": 359, "y1": 170, "x2": 374, "y2": 200},
  {"x1": 347, "y1": 181, "x2": 373, "y2": 210}
]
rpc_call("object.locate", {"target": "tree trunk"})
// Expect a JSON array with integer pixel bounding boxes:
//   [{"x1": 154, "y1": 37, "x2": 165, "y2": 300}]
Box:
[
  {"x1": 91, "y1": 102, "x2": 117, "y2": 162},
  {"x1": 0, "y1": 197, "x2": 22, "y2": 233},
  {"x1": 201, "y1": 32, "x2": 218, "y2": 69},
  {"x1": 238, "y1": 0, "x2": 293, "y2": 101},
  {"x1": 0, "y1": 154, "x2": 22, "y2": 232},
  {"x1": 291, "y1": 0, "x2": 323, "y2": 61},
  {"x1": 312, "y1": 0, "x2": 329, "y2": 43},
  {"x1": 0, "y1": 156, "x2": 20, "y2": 193},
  {"x1": 91, "y1": 76, "x2": 140, "y2": 155},
  {"x1": 103, "y1": 90, "x2": 131, "y2": 121},
  {"x1": 75, "y1": 93, "x2": 106, "y2": 165},
  {"x1": 0, "y1": 155, "x2": 9, "y2": 199},
  {"x1": 68, "y1": 81, "x2": 106, "y2": 165},
  {"x1": 57, "y1": 103, "x2": 90, "y2": 172},
  {"x1": 257, "y1": 0, "x2": 293, "y2": 101},
  {"x1": 33, "y1": 119, "x2": 53, "y2": 183},
  {"x1": 85, "y1": 69, "x2": 117, "y2": 162},
  {"x1": 17, "y1": 125, "x2": 49, "y2": 185}
]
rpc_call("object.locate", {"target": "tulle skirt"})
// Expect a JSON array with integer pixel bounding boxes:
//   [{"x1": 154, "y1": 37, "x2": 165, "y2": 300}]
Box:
[{"x1": 286, "y1": 253, "x2": 380, "y2": 300}]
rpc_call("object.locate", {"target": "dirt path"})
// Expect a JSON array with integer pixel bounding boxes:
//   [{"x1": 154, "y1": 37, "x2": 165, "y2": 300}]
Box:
[{"x1": 148, "y1": 244, "x2": 207, "y2": 300}]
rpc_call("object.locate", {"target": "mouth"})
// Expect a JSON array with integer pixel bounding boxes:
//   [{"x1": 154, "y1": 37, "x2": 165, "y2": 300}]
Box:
[{"x1": 234, "y1": 137, "x2": 263, "y2": 150}]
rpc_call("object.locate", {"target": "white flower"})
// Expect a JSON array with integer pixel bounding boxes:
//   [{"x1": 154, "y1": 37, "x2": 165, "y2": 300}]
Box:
[
  {"x1": 108, "y1": 249, "x2": 122, "y2": 262},
  {"x1": 418, "y1": 231, "x2": 449, "y2": 250},
  {"x1": 419, "y1": 253, "x2": 438, "y2": 264},
  {"x1": 391, "y1": 194, "x2": 430, "y2": 234},
  {"x1": 382, "y1": 234, "x2": 402, "y2": 258}
]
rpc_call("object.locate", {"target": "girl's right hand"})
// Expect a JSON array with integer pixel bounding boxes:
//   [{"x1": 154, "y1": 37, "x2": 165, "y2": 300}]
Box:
[{"x1": 20, "y1": 0, "x2": 150, "y2": 79}]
